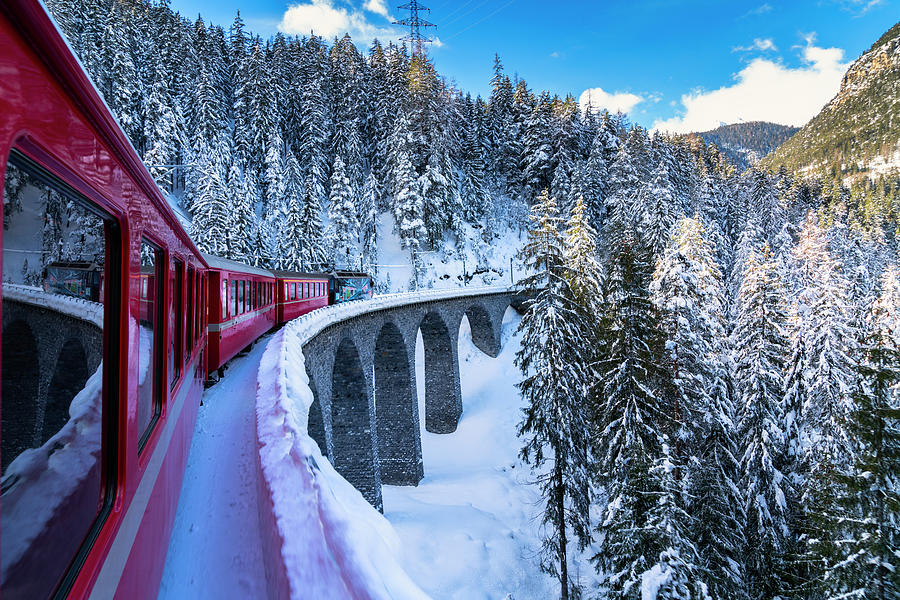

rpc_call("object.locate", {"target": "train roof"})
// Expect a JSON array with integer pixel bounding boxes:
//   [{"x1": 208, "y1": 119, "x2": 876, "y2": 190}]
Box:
[
  {"x1": 202, "y1": 254, "x2": 275, "y2": 278},
  {"x1": 333, "y1": 271, "x2": 373, "y2": 278},
  {"x1": 5, "y1": 0, "x2": 207, "y2": 269},
  {"x1": 269, "y1": 270, "x2": 331, "y2": 280}
]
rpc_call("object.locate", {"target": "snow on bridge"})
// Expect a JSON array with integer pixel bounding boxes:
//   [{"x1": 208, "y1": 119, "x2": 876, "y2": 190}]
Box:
[{"x1": 254, "y1": 285, "x2": 525, "y2": 600}]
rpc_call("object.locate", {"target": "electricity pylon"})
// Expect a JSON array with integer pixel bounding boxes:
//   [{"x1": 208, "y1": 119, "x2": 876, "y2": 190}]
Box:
[{"x1": 393, "y1": 1, "x2": 436, "y2": 57}]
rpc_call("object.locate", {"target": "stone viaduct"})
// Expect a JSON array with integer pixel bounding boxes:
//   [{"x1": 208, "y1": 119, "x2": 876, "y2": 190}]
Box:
[
  {"x1": 1, "y1": 285, "x2": 102, "y2": 471},
  {"x1": 300, "y1": 288, "x2": 527, "y2": 510}
]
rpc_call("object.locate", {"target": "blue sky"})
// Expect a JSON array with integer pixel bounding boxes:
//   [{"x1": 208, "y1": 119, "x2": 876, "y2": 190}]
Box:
[{"x1": 167, "y1": 0, "x2": 897, "y2": 132}]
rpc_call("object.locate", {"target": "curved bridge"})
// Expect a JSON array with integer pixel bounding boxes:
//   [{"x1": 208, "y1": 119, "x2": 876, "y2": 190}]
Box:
[{"x1": 300, "y1": 287, "x2": 526, "y2": 508}]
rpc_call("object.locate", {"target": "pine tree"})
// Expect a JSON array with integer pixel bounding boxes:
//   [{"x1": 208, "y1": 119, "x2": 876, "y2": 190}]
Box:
[
  {"x1": 328, "y1": 155, "x2": 359, "y2": 269},
  {"x1": 825, "y1": 277, "x2": 900, "y2": 599},
  {"x1": 641, "y1": 161, "x2": 677, "y2": 259},
  {"x1": 359, "y1": 170, "x2": 379, "y2": 270},
  {"x1": 734, "y1": 244, "x2": 791, "y2": 600},
  {"x1": 592, "y1": 223, "x2": 680, "y2": 599},
  {"x1": 651, "y1": 216, "x2": 746, "y2": 598},
  {"x1": 516, "y1": 190, "x2": 592, "y2": 600}
]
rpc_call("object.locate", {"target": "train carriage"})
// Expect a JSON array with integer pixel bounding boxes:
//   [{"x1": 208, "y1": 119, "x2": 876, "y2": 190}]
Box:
[
  {"x1": 204, "y1": 254, "x2": 276, "y2": 373},
  {"x1": 272, "y1": 270, "x2": 330, "y2": 326},
  {"x1": 329, "y1": 271, "x2": 375, "y2": 304},
  {"x1": 0, "y1": 2, "x2": 208, "y2": 598}
]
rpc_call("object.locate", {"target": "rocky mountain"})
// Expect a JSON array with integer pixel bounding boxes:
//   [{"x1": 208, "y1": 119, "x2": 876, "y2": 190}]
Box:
[
  {"x1": 762, "y1": 21, "x2": 900, "y2": 184},
  {"x1": 694, "y1": 121, "x2": 800, "y2": 171}
]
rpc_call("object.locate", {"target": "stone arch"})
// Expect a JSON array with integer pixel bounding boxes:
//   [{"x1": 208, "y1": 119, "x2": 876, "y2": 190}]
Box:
[
  {"x1": 419, "y1": 311, "x2": 461, "y2": 434},
  {"x1": 2, "y1": 320, "x2": 40, "y2": 471},
  {"x1": 374, "y1": 321, "x2": 422, "y2": 485},
  {"x1": 330, "y1": 337, "x2": 381, "y2": 509},
  {"x1": 306, "y1": 377, "x2": 328, "y2": 460},
  {"x1": 42, "y1": 338, "x2": 89, "y2": 445},
  {"x1": 464, "y1": 303, "x2": 502, "y2": 358}
]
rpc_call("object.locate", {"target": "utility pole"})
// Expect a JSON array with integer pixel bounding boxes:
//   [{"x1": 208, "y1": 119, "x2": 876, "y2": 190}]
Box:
[{"x1": 393, "y1": 1, "x2": 436, "y2": 58}]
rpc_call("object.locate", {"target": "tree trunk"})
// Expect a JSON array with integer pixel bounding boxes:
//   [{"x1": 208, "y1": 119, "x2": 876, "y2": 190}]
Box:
[{"x1": 556, "y1": 461, "x2": 568, "y2": 600}]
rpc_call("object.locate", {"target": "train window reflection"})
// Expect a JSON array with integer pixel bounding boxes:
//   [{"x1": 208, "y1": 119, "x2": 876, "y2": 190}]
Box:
[
  {"x1": 138, "y1": 240, "x2": 162, "y2": 450},
  {"x1": 1, "y1": 155, "x2": 108, "y2": 598}
]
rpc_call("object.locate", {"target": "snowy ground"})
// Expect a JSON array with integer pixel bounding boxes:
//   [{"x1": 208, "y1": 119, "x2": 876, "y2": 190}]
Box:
[
  {"x1": 382, "y1": 311, "x2": 596, "y2": 599},
  {"x1": 158, "y1": 340, "x2": 268, "y2": 599}
]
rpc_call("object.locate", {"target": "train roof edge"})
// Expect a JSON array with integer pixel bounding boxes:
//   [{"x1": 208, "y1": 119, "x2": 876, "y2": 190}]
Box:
[
  {"x1": 2, "y1": 0, "x2": 208, "y2": 269},
  {"x1": 201, "y1": 254, "x2": 276, "y2": 278}
]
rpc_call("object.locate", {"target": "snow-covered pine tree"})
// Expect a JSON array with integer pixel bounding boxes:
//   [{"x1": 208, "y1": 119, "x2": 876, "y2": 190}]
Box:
[
  {"x1": 328, "y1": 155, "x2": 359, "y2": 269},
  {"x1": 650, "y1": 216, "x2": 746, "y2": 598},
  {"x1": 521, "y1": 92, "x2": 555, "y2": 201},
  {"x1": 734, "y1": 244, "x2": 791, "y2": 600},
  {"x1": 824, "y1": 276, "x2": 900, "y2": 599},
  {"x1": 787, "y1": 213, "x2": 858, "y2": 593},
  {"x1": 515, "y1": 190, "x2": 592, "y2": 600},
  {"x1": 359, "y1": 170, "x2": 379, "y2": 271},
  {"x1": 592, "y1": 221, "x2": 680, "y2": 599},
  {"x1": 582, "y1": 133, "x2": 610, "y2": 233},
  {"x1": 226, "y1": 160, "x2": 258, "y2": 262},
  {"x1": 640, "y1": 161, "x2": 677, "y2": 260},
  {"x1": 604, "y1": 146, "x2": 640, "y2": 235},
  {"x1": 551, "y1": 160, "x2": 573, "y2": 217},
  {"x1": 299, "y1": 170, "x2": 328, "y2": 271},
  {"x1": 189, "y1": 150, "x2": 230, "y2": 256}
]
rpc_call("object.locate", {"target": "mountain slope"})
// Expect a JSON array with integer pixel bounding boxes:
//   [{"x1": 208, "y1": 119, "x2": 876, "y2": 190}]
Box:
[
  {"x1": 694, "y1": 122, "x2": 799, "y2": 171},
  {"x1": 763, "y1": 21, "x2": 900, "y2": 182}
]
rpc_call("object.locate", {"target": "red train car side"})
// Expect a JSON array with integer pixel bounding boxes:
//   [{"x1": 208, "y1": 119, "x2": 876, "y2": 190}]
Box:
[
  {"x1": 1, "y1": 2, "x2": 208, "y2": 598},
  {"x1": 205, "y1": 254, "x2": 276, "y2": 373},
  {"x1": 272, "y1": 271, "x2": 330, "y2": 326}
]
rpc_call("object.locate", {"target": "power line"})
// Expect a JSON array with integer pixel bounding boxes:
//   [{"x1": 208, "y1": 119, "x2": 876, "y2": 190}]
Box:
[
  {"x1": 393, "y1": 1, "x2": 436, "y2": 57},
  {"x1": 443, "y1": 0, "x2": 517, "y2": 41}
]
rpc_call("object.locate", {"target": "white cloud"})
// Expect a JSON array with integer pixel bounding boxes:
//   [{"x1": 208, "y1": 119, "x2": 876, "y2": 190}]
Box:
[
  {"x1": 744, "y1": 3, "x2": 773, "y2": 16},
  {"x1": 653, "y1": 38, "x2": 849, "y2": 134},
  {"x1": 578, "y1": 87, "x2": 644, "y2": 115},
  {"x1": 835, "y1": 0, "x2": 885, "y2": 15},
  {"x1": 278, "y1": 0, "x2": 397, "y2": 43},
  {"x1": 733, "y1": 38, "x2": 777, "y2": 52},
  {"x1": 363, "y1": 0, "x2": 391, "y2": 18}
]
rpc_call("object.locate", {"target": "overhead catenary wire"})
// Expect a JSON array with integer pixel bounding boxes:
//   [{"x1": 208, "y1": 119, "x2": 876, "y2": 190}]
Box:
[{"x1": 442, "y1": 0, "x2": 518, "y2": 41}]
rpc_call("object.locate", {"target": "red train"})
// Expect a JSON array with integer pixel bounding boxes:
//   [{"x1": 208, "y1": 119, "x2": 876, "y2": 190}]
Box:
[{"x1": 0, "y1": 2, "x2": 372, "y2": 599}]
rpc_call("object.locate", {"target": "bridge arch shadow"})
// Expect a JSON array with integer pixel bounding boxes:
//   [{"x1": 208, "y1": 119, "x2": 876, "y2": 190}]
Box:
[
  {"x1": 419, "y1": 311, "x2": 461, "y2": 434},
  {"x1": 2, "y1": 320, "x2": 40, "y2": 471},
  {"x1": 43, "y1": 338, "x2": 89, "y2": 446},
  {"x1": 374, "y1": 321, "x2": 422, "y2": 485},
  {"x1": 464, "y1": 303, "x2": 502, "y2": 358},
  {"x1": 330, "y1": 337, "x2": 382, "y2": 509},
  {"x1": 306, "y1": 377, "x2": 329, "y2": 460}
]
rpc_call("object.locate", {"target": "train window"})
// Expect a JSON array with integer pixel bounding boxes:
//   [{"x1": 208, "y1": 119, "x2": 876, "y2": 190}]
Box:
[
  {"x1": 171, "y1": 260, "x2": 183, "y2": 385},
  {"x1": 198, "y1": 276, "x2": 204, "y2": 341},
  {"x1": 306, "y1": 282, "x2": 310, "y2": 298},
  {"x1": 252, "y1": 281, "x2": 257, "y2": 310},
  {"x1": 138, "y1": 240, "x2": 163, "y2": 451},
  {"x1": 2, "y1": 153, "x2": 115, "y2": 598},
  {"x1": 186, "y1": 268, "x2": 194, "y2": 359},
  {"x1": 221, "y1": 279, "x2": 228, "y2": 320},
  {"x1": 231, "y1": 280, "x2": 238, "y2": 317},
  {"x1": 238, "y1": 280, "x2": 245, "y2": 314}
]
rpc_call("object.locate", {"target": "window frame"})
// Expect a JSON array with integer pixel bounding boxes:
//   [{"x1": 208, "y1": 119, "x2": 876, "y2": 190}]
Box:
[
  {"x1": 137, "y1": 237, "x2": 164, "y2": 453},
  {"x1": 1, "y1": 149, "x2": 123, "y2": 599},
  {"x1": 171, "y1": 259, "x2": 184, "y2": 387}
]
